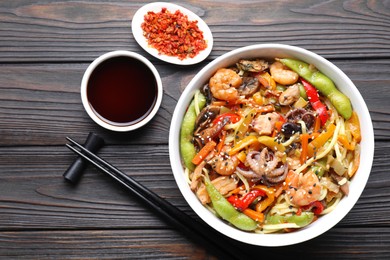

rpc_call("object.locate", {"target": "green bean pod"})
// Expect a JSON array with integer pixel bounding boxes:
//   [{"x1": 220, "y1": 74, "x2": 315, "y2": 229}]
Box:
[
  {"x1": 279, "y1": 58, "x2": 352, "y2": 120},
  {"x1": 180, "y1": 91, "x2": 206, "y2": 171},
  {"x1": 266, "y1": 212, "x2": 314, "y2": 227},
  {"x1": 204, "y1": 175, "x2": 258, "y2": 231}
]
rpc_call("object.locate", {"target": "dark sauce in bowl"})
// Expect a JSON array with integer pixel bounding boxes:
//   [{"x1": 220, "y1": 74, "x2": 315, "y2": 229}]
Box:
[{"x1": 87, "y1": 56, "x2": 157, "y2": 126}]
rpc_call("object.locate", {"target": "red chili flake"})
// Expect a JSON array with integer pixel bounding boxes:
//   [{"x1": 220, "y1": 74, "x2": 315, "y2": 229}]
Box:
[{"x1": 141, "y1": 7, "x2": 208, "y2": 60}]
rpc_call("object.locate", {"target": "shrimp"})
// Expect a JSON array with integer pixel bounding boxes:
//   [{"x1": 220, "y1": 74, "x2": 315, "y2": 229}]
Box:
[
  {"x1": 209, "y1": 68, "x2": 242, "y2": 102},
  {"x1": 208, "y1": 146, "x2": 239, "y2": 176},
  {"x1": 270, "y1": 61, "x2": 299, "y2": 85},
  {"x1": 285, "y1": 170, "x2": 322, "y2": 206}
]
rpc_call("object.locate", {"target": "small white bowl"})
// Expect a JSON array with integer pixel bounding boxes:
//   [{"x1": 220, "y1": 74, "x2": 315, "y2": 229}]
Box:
[
  {"x1": 169, "y1": 44, "x2": 374, "y2": 246},
  {"x1": 81, "y1": 50, "x2": 163, "y2": 132},
  {"x1": 132, "y1": 2, "x2": 213, "y2": 65}
]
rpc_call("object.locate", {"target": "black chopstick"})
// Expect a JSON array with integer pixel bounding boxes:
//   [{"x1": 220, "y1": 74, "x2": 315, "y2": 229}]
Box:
[{"x1": 66, "y1": 137, "x2": 242, "y2": 260}]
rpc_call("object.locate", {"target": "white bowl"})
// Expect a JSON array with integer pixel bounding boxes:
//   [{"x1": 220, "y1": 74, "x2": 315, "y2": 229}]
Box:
[{"x1": 169, "y1": 44, "x2": 374, "y2": 246}]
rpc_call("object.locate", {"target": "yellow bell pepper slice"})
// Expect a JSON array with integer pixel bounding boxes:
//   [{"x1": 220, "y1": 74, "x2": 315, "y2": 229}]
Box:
[
  {"x1": 236, "y1": 151, "x2": 247, "y2": 163},
  {"x1": 234, "y1": 108, "x2": 256, "y2": 144},
  {"x1": 337, "y1": 134, "x2": 356, "y2": 151},
  {"x1": 253, "y1": 91, "x2": 265, "y2": 105},
  {"x1": 307, "y1": 123, "x2": 336, "y2": 157},
  {"x1": 229, "y1": 136, "x2": 259, "y2": 156},
  {"x1": 346, "y1": 111, "x2": 361, "y2": 143},
  {"x1": 253, "y1": 185, "x2": 275, "y2": 213},
  {"x1": 257, "y1": 72, "x2": 276, "y2": 90},
  {"x1": 257, "y1": 136, "x2": 285, "y2": 152}
]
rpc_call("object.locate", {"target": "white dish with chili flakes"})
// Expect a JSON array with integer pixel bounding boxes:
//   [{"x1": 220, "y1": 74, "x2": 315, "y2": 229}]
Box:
[{"x1": 132, "y1": 2, "x2": 213, "y2": 65}]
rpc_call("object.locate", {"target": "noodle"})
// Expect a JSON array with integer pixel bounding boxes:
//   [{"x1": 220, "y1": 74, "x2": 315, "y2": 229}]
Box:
[{"x1": 181, "y1": 58, "x2": 361, "y2": 233}]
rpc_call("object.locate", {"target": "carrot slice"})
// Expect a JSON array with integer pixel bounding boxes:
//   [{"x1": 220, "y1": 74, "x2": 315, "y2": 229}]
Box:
[
  {"x1": 300, "y1": 133, "x2": 310, "y2": 164},
  {"x1": 337, "y1": 135, "x2": 355, "y2": 150},
  {"x1": 191, "y1": 141, "x2": 216, "y2": 165},
  {"x1": 216, "y1": 131, "x2": 226, "y2": 153},
  {"x1": 243, "y1": 208, "x2": 264, "y2": 222},
  {"x1": 313, "y1": 116, "x2": 321, "y2": 133},
  {"x1": 275, "y1": 121, "x2": 284, "y2": 133}
]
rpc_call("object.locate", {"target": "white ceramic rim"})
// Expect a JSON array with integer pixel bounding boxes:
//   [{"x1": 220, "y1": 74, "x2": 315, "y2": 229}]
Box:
[
  {"x1": 131, "y1": 2, "x2": 213, "y2": 65},
  {"x1": 81, "y1": 50, "x2": 163, "y2": 132},
  {"x1": 169, "y1": 43, "x2": 374, "y2": 246}
]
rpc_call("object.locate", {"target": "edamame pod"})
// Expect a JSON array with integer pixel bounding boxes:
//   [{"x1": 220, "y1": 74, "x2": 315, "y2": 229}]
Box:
[
  {"x1": 279, "y1": 58, "x2": 352, "y2": 120},
  {"x1": 180, "y1": 91, "x2": 206, "y2": 171},
  {"x1": 266, "y1": 212, "x2": 314, "y2": 227},
  {"x1": 204, "y1": 175, "x2": 258, "y2": 231}
]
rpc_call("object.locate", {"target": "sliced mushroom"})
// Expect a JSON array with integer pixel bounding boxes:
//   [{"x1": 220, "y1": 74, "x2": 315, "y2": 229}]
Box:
[
  {"x1": 194, "y1": 105, "x2": 220, "y2": 132},
  {"x1": 201, "y1": 84, "x2": 213, "y2": 104},
  {"x1": 238, "y1": 77, "x2": 259, "y2": 97},
  {"x1": 194, "y1": 116, "x2": 229, "y2": 147},
  {"x1": 236, "y1": 59, "x2": 269, "y2": 72}
]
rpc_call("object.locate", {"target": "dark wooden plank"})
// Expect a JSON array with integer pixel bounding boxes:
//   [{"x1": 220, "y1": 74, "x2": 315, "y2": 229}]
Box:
[
  {"x1": 0, "y1": 62, "x2": 197, "y2": 145},
  {"x1": 0, "y1": 227, "x2": 390, "y2": 259},
  {"x1": 0, "y1": 0, "x2": 389, "y2": 259},
  {"x1": 0, "y1": 141, "x2": 388, "y2": 231},
  {"x1": 0, "y1": 59, "x2": 389, "y2": 146},
  {"x1": 0, "y1": 229, "x2": 212, "y2": 259},
  {"x1": 0, "y1": 1, "x2": 389, "y2": 63}
]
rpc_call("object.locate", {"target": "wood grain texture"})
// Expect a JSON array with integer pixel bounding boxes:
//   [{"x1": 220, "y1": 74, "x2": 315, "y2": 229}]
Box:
[
  {"x1": 0, "y1": 59, "x2": 389, "y2": 146},
  {"x1": 0, "y1": 142, "x2": 388, "y2": 231},
  {"x1": 0, "y1": 228, "x2": 390, "y2": 259},
  {"x1": 0, "y1": 1, "x2": 389, "y2": 62},
  {"x1": 1, "y1": 0, "x2": 390, "y2": 259}
]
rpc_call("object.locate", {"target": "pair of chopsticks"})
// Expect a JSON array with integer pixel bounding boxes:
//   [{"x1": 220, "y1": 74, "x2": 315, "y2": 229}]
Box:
[{"x1": 66, "y1": 137, "x2": 242, "y2": 260}]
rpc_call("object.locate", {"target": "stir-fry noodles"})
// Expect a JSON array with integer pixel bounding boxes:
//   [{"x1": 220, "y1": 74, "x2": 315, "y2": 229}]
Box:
[{"x1": 180, "y1": 58, "x2": 361, "y2": 233}]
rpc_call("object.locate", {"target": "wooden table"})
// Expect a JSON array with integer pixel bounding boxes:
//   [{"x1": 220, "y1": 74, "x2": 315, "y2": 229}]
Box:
[{"x1": 1, "y1": 1, "x2": 389, "y2": 259}]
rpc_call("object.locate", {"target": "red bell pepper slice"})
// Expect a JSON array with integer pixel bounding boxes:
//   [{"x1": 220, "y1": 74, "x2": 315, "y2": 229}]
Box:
[
  {"x1": 301, "y1": 201, "x2": 324, "y2": 215},
  {"x1": 301, "y1": 78, "x2": 329, "y2": 126},
  {"x1": 213, "y1": 113, "x2": 241, "y2": 125},
  {"x1": 227, "y1": 189, "x2": 266, "y2": 211}
]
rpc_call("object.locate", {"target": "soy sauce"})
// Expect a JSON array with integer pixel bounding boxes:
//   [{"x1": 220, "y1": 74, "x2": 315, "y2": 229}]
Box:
[{"x1": 87, "y1": 56, "x2": 157, "y2": 126}]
